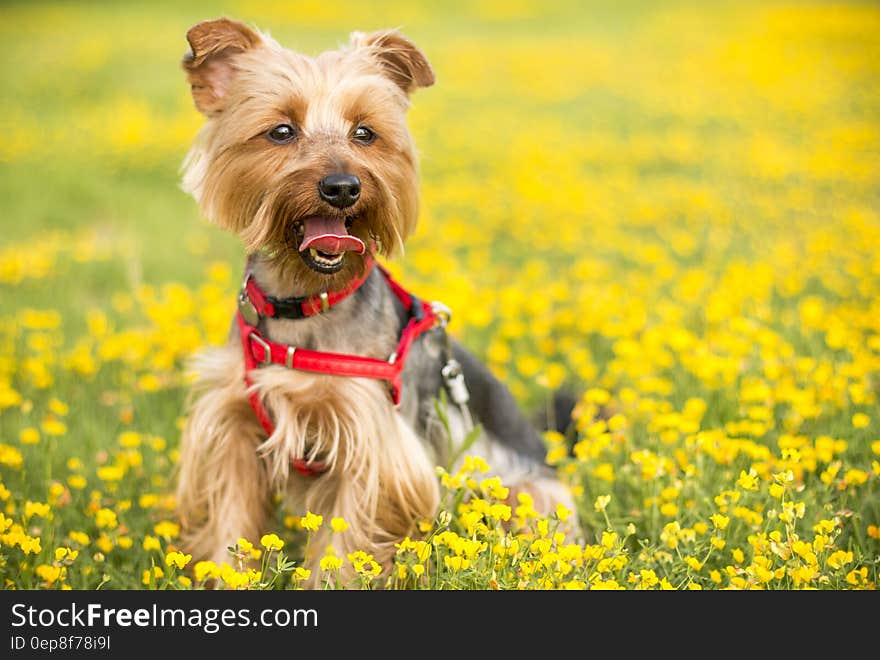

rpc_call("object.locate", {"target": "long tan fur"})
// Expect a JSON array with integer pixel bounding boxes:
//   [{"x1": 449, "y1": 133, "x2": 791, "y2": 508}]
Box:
[
  {"x1": 175, "y1": 17, "x2": 578, "y2": 587},
  {"x1": 177, "y1": 345, "x2": 438, "y2": 585}
]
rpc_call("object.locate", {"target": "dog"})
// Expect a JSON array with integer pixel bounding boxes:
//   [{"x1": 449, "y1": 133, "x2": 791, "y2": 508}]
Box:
[{"x1": 174, "y1": 17, "x2": 580, "y2": 587}]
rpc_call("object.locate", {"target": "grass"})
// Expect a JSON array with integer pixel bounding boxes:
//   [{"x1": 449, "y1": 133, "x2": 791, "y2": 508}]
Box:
[{"x1": 0, "y1": 0, "x2": 878, "y2": 590}]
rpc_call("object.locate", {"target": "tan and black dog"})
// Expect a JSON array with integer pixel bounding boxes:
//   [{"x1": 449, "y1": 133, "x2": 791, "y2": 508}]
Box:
[{"x1": 174, "y1": 17, "x2": 579, "y2": 586}]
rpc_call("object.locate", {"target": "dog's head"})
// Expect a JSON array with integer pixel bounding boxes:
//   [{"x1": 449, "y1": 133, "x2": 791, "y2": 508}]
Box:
[{"x1": 180, "y1": 18, "x2": 434, "y2": 291}]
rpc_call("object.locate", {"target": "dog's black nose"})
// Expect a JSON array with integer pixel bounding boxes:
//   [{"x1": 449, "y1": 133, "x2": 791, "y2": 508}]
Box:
[{"x1": 318, "y1": 174, "x2": 361, "y2": 209}]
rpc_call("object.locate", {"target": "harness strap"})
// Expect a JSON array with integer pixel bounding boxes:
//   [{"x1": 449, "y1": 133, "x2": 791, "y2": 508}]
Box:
[{"x1": 237, "y1": 264, "x2": 443, "y2": 476}]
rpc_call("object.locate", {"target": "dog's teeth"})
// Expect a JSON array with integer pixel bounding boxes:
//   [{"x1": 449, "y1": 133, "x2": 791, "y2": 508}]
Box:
[{"x1": 307, "y1": 247, "x2": 344, "y2": 267}]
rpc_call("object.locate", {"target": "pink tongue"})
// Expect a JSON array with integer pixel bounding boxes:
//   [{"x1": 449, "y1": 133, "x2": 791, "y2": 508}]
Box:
[{"x1": 299, "y1": 216, "x2": 365, "y2": 255}]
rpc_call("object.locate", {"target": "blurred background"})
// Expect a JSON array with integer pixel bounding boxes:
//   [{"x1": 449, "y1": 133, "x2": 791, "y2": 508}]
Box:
[
  {"x1": 2, "y1": 1, "x2": 878, "y2": 405},
  {"x1": 0, "y1": 1, "x2": 878, "y2": 587}
]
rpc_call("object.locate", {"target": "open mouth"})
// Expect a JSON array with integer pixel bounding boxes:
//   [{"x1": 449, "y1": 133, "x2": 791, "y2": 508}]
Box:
[{"x1": 294, "y1": 215, "x2": 365, "y2": 274}]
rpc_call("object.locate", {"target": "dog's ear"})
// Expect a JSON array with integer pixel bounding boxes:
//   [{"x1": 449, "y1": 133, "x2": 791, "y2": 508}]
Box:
[
  {"x1": 350, "y1": 29, "x2": 435, "y2": 94},
  {"x1": 182, "y1": 17, "x2": 263, "y2": 115}
]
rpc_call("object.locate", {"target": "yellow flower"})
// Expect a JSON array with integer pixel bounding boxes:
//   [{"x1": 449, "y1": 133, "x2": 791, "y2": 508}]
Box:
[
  {"x1": 36, "y1": 564, "x2": 63, "y2": 585},
  {"x1": 96, "y1": 535, "x2": 113, "y2": 553},
  {"x1": 41, "y1": 417, "x2": 67, "y2": 436},
  {"x1": 67, "y1": 475, "x2": 87, "y2": 490},
  {"x1": 54, "y1": 547, "x2": 78, "y2": 562},
  {"x1": 812, "y1": 519, "x2": 836, "y2": 534},
  {"x1": 118, "y1": 431, "x2": 141, "y2": 448},
  {"x1": 260, "y1": 533, "x2": 284, "y2": 551},
  {"x1": 233, "y1": 537, "x2": 261, "y2": 560},
  {"x1": 301, "y1": 511, "x2": 323, "y2": 532},
  {"x1": 593, "y1": 463, "x2": 615, "y2": 482},
  {"x1": 444, "y1": 555, "x2": 470, "y2": 571},
  {"x1": 218, "y1": 563, "x2": 250, "y2": 589},
  {"x1": 330, "y1": 517, "x2": 349, "y2": 533},
  {"x1": 600, "y1": 531, "x2": 618, "y2": 550},
  {"x1": 584, "y1": 388, "x2": 610, "y2": 405},
  {"x1": 164, "y1": 551, "x2": 192, "y2": 570},
  {"x1": 139, "y1": 494, "x2": 159, "y2": 509},
  {"x1": 826, "y1": 550, "x2": 852, "y2": 570},
  {"x1": 48, "y1": 398, "x2": 69, "y2": 416},
  {"x1": 846, "y1": 567, "x2": 867, "y2": 586},
  {"x1": 142, "y1": 535, "x2": 161, "y2": 551},
  {"x1": 736, "y1": 469, "x2": 759, "y2": 491},
  {"x1": 710, "y1": 514, "x2": 730, "y2": 530},
  {"x1": 69, "y1": 531, "x2": 89, "y2": 546},
  {"x1": 555, "y1": 503, "x2": 572, "y2": 522},
  {"x1": 851, "y1": 413, "x2": 870, "y2": 428},
  {"x1": 779, "y1": 501, "x2": 805, "y2": 523},
  {"x1": 545, "y1": 445, "x2": 567, "y2": 464},
  {"x1": 20, "y1": 427, "x2": 40, "y2": 445},
  {"x1": 95, "y1": 508, "x2": 117, "y2": 529},
  {"x1": 24, "y1": 500, "x2": 50, "y2": 520},
  {"x1": 637, "y1": 570, "x2": 659, "y2": 589},
  {"x1": 20, "y1": 536, "x2": 42, "y2": 555},
  {"x1": 142, "y1": 566, "x2": 164, "y2": 586},
  {"x1": 153, "y1": 520, "x2": 179, "y2": 539},
  {"x1": 194, "y1": 561, "x2": 220, "y2": 582},
  {"x1": 293, "y1": 567, "x2": 311, "y2": 582},
  {"x1": 320, "y1": 555, "x2": 343, "y2": 571},
  {"x1": 48, "y1": 483, "x2": 65, "y2": 502},
  {"x1": 660, "y1": 502, "x2": 678, "y2": 517},
  {"x1": 594, "y1": 495, "x2": 611, "y2": 512},
  {"x1": 479, "y1": 476, "x2": 509, "y2": 500},
  {"x1": 843, "y1": 469, "x2": 868, "y2": 486},
  {"x1": 97, "y1": 465, "x2": 125, "y2": 482},
  {"x1": 684, "y1": 556, "x2": 703, "y2": 571}
]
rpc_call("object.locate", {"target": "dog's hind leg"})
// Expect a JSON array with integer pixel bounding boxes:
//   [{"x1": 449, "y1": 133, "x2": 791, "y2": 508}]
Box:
[{"x1": 175, "y1": 344, "x2": 273, "y2": 565}]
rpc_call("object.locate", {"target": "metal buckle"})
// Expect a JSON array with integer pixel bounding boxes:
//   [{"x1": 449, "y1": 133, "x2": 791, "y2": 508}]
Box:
[
  {"x1": 319, "y1": 292, "x2": 330, "y2": 313},
  {"x1": 285, "y1": 345, "x2": 296, "y2": 369},
  {"x1": 248, "y1": 333, "x2": 272, "y2": 366},
  {"x1": 431, "y1": 301, "x2": 452, "y2": 328}
]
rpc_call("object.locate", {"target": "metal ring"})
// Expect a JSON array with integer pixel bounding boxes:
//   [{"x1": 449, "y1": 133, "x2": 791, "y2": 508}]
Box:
[{"x1": 431, "y1": 301, "x2": 452, "y2": 327}]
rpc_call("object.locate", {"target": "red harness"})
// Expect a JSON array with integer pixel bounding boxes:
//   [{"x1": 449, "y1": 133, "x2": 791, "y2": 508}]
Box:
[{"x1": 236, "y1": 255, "x2": 447, "y2": 477}]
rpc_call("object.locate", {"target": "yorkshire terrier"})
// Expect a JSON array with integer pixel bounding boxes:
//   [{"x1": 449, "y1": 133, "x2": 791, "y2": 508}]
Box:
[{"x1": 175, "y1": 17, "x2": 579, "y2": 586}]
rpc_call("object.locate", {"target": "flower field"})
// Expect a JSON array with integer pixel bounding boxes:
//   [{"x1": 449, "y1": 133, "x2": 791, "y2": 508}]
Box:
[{"x1": 0, "y1": 0, "x2": 878, "y2": 590}]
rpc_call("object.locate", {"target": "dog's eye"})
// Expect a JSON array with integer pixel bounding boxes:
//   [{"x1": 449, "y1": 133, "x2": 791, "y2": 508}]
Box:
[
  {"x1": 267, "y1": 124, "x2": 297, "y2": 144},
  {"x1": 352, "y1": 126, "x2": 376, "y2": 145}
]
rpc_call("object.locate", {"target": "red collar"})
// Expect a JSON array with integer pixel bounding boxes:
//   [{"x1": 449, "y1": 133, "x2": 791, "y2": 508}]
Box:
[
  {"x1": 238, "y1": 255, "x2": 375, "y2": 324},
  {"x1": 236, "y1": 260, "x2": 448, "y2": 478}
]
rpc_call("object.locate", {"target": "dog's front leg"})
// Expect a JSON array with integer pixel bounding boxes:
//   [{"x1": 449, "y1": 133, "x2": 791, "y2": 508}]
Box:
[{"x1": 176, "y1": 347, "x2": 273, "y2": 565}]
